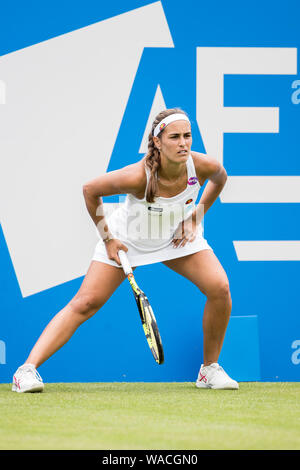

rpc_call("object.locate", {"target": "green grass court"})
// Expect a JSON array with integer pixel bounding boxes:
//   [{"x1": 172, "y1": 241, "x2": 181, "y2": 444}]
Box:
[{"x1": 0, "y1": 382, "x2": 299, "y2": 450}]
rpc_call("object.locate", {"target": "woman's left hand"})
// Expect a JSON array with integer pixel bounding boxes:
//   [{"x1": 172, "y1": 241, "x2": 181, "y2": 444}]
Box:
[{"x1": 172, "y1": 217, "x2": 197, "y2": 248}]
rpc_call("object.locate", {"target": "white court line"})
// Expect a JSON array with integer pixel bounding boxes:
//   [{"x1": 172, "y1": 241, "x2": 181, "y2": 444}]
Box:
[
  {"x1": 222, "y1": 176, "x2": 300, "y2": 203},
  {"x1": 234, "y1": 240, "x2": 300, "y2": 261}
]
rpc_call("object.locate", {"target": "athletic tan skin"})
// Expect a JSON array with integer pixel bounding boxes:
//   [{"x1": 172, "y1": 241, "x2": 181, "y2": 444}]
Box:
[{"x1": 25, "y1": 119, "x2": 230, "y2": 369}]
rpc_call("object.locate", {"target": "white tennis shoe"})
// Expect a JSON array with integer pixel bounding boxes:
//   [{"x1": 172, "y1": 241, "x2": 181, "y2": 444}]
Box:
[
  {"x1": 12, "y1": 364, "x2": 44, "y2": 393},
  {"x1": 196, "y1": 363, "x2": 239, "y2": 390}
]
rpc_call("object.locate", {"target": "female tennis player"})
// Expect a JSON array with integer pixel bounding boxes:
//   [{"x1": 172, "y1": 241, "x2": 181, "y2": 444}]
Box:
[{"x1": 12, "y1": 108, "x2": 238, "y2": 392}]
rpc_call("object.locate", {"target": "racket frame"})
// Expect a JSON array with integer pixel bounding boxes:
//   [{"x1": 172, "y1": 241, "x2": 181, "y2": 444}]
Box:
[{"x1": 118, "y1": 250, "x2": 164, "y2": 365}]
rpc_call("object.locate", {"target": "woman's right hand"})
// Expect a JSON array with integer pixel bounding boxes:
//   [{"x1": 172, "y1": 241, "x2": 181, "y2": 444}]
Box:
[{"x1": 103, "y1": 238, "x2": 128, "y2": 265}]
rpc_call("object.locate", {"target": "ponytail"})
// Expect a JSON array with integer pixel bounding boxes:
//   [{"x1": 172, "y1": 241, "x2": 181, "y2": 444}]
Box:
[{"x1": 145, "y1": 136, "x2": 161, "y2": 203}]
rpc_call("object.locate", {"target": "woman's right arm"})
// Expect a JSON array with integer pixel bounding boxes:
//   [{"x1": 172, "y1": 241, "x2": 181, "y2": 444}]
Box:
[
  {"x1": 82, "y1": 188, "x2": 113, "y2": 242},
  {"x1": 82, "y1": 163, "x2": 146, "y2": 264}
]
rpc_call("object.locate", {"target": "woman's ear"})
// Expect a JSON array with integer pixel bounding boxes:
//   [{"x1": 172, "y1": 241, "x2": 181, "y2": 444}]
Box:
[{"x1": 153, "y1": 136, "x2": 161, "y2": 151}]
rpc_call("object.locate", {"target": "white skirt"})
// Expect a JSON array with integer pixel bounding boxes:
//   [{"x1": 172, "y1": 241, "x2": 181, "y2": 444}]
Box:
[{"x1": 92, "y1": 232, "x2": 212, "y2": 268}]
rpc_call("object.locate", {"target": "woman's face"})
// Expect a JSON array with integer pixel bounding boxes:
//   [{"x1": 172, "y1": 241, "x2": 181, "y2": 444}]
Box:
[{"x1": 154, "y1": 120, "x2": 192, "y2": 164}]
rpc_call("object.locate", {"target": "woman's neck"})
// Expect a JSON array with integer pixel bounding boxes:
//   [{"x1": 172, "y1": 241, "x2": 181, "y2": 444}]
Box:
[{"x1": 158, "y1": 155, "x2": 188, "y2": 182}]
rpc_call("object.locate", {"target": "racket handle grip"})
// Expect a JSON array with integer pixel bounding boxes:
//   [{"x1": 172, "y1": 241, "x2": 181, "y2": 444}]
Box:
[{"x1": 118, "y1": 250, "x2": 133, "y2": 275}]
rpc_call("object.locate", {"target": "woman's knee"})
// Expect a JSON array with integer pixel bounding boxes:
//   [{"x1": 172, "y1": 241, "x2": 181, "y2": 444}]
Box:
[
  {"x1": 205, "y1": 279, "x2": 231, "y2": 303},
  {"x1": 68, "y1": 292, "x2": 103, "y2": 319}
]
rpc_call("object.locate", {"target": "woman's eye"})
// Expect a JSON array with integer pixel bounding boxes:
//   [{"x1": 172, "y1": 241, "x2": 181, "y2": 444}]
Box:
[{"x1": 169, "y1": 134, "x2": 191, "y2": 139}]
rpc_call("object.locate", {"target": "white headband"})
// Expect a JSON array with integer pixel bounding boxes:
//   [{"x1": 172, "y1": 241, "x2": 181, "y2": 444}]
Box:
[{"x1": 153, "y1": 113, "x2": 190, "y2": 137}]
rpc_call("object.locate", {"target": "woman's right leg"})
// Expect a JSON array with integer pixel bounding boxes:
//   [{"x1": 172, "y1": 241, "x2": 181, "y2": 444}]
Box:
[{"x1": 25, "y1": 261, "x2": 126, "y2": 368}]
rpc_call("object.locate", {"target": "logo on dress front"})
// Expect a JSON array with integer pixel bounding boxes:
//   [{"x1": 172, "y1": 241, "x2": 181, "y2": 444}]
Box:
[
  {"x1": 187, "y1": 177, "x2": 198, "y2": 185},
  {"x1": 148, "y1": 207, "x2": 163, "y2": 212},
  {"x1": 185, "y1": 198, "x2": 193, "y2": 204}
]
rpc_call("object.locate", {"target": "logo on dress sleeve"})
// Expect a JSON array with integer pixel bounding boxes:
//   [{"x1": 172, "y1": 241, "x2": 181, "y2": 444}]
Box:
[{"x1": 187, "y1": 177, "x2": 198, "y2": 185}]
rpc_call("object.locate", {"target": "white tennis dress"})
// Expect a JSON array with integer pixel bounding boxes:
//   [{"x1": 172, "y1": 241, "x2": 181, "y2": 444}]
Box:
[{"x1": 92, "y1": 155, "x2": 212, "y2": 267}]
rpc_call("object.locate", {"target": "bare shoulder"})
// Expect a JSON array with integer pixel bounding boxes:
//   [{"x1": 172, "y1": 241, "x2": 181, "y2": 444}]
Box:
[
  {"x1": 118, "y1": 160, "x2": 147, "y2": 195},
  {"x1": 191, "y1": 151, "x2": 223, "y2": 185},
  {"x1": 83, "y1": 158, "x2": 147, "y2": 198}
]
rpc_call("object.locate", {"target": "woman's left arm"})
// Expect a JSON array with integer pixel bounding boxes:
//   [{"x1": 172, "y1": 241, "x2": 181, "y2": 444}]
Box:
[
  {"x1": 191, "y1": 151, "x2": 227, "y2": 225},
  {"x1": 172, "y1": 152, "x2": 227, "y2": 247}
]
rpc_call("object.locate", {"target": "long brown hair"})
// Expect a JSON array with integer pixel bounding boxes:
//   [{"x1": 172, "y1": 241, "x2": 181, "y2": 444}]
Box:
[{"x1": 144, "y1": 108, "x2": 189, "y2": 203}]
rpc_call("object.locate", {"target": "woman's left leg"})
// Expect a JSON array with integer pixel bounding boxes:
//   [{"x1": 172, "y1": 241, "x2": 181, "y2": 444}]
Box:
[{"x1": 163, "y1": 249, "x2": 231, "y2": 366}]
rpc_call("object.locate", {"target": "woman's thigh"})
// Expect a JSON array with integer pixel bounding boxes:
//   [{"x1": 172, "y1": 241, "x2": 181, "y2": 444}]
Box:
[
  {"x1": 70, "y1": 260, "x2": 127, "y2": 311},
  {"x1": 163, "y1": 249, "x2": 230, "y2": 298}
]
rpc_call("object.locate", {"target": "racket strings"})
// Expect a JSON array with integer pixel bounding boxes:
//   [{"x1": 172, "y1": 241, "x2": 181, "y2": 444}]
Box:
[{"x1": 127, "y1": 273, "x2": 164, "y2": 365}]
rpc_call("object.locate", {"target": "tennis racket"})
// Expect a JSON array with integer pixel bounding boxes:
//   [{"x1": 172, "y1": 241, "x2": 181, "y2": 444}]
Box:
[{"x1": 118, "y1": 250, "x2": 164, "y2": 365}]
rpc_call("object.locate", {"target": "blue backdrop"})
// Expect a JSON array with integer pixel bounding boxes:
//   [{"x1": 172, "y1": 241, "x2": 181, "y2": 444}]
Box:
[{"x1": 0, "y1": 0, "x2": 299, "y2": 383}]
